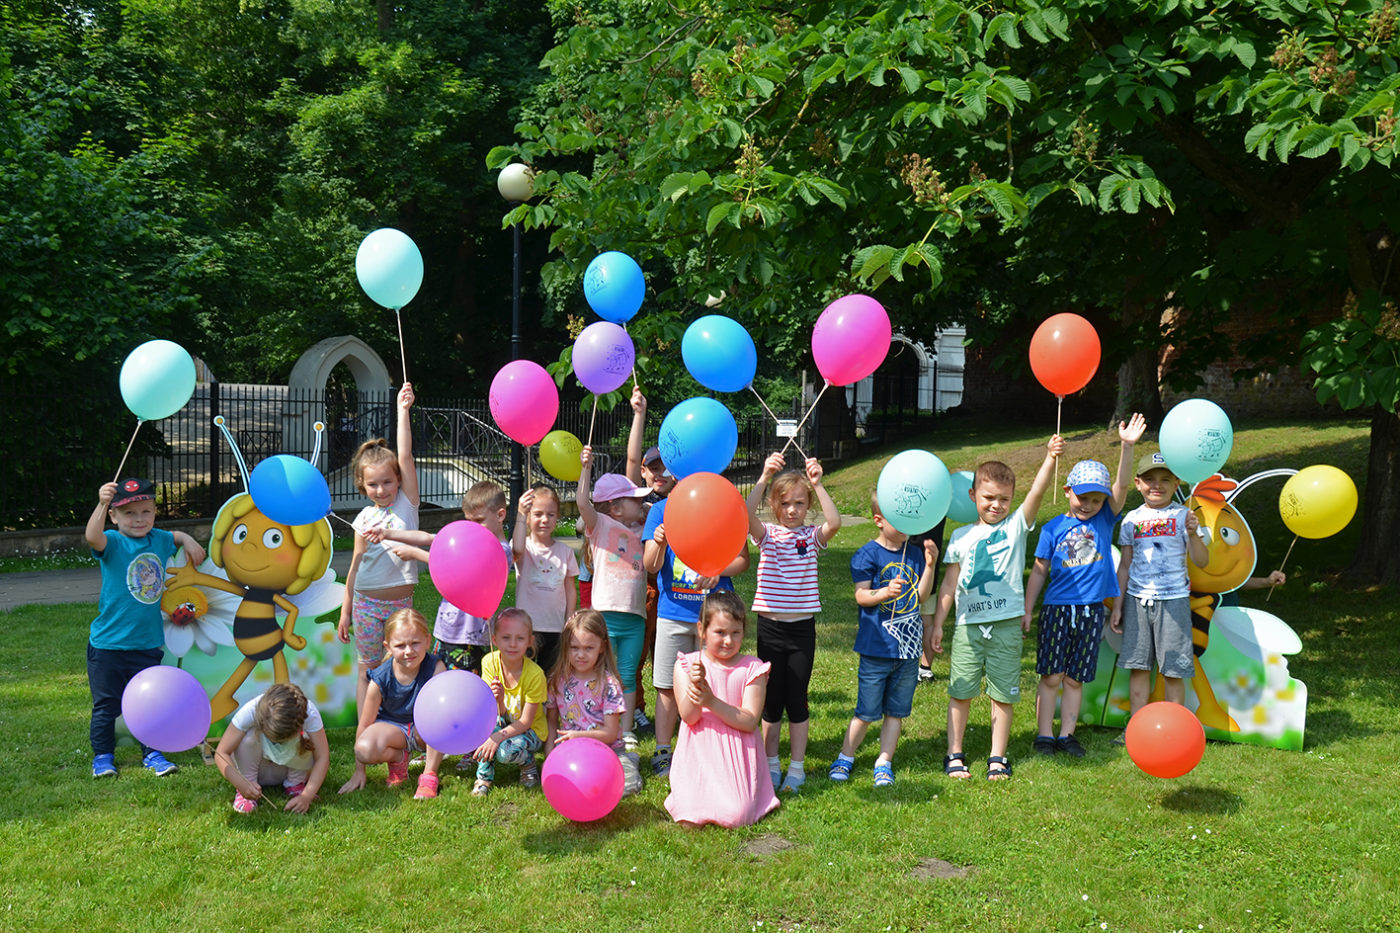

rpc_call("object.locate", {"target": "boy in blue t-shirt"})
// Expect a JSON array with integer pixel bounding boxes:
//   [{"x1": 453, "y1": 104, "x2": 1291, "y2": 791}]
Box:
[
  {"x1": 83, "y1": 478, "x2": 206, "y2": 778},
  {"x1": 827, "y1": 494, "x2": 938, "y2": 788},
  {"x1": 1023, "y1": 414, "x2": 1145, "y2": 757}
]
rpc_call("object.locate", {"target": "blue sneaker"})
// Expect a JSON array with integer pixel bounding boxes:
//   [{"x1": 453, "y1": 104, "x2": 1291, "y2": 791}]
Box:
[
  {"x1": 92, "y1": 754, "x2": 117, "y2": 778},
  {"x1": 142, "y1": 751, "x2": 179, "y2": 777}
]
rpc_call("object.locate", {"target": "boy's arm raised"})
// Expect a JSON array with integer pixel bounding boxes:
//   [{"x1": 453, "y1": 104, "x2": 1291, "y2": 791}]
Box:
[
  {"x1": 1019, "y1": 434, "x2": 1066, "y2": 526},
  {"x1": 1112, "y1": 413, "x2": 1146, "y2": 515},
  {"x1": 85, "y1": 483, "x2": 116, "y2": 552}
]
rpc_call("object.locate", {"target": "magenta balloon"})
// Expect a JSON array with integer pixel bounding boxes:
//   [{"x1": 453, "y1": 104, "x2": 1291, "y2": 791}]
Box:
[
  {"x1": 413, "y1": 670, "x2": 498, "y2": 755},
  {"x1": 541, "y1": 737, "x2": 625, "y2": 821},
  {"x1": 572, "y1": 321, "x2": 636, "y2": 395},
  {"x1": 489, "y1": 360, "x2": 560, "y2": 445},
  {"x1": 811, "y1": 294, "x2": 892, "y2": 385},
  {"x1": 121, "y1": 666, "x2": 212, "y2": 752},
  {"x1": 428, "y1": 520, "x2": 510, "y2": 617}
]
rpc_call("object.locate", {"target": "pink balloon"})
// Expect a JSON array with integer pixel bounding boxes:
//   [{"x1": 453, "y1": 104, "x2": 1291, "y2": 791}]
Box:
[
  {"x1": 428, "y1": 520, "x2": 509, "y2": 618},
  {"x1": 812, "y1": 294, "x2": 892, "y2": 385},
  {"x1": 542, "y1": 737, "x2": 624, "y2": 822},
  {"x1": 489, "y1": 360, "x2": 560, "y2": 445},
  {"x1": 572, "y1": 321, "x2": 635, "y2": 395}
]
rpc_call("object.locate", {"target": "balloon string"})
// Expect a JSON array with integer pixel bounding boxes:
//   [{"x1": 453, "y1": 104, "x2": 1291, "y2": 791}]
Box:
[
  {"x1": 1266, "y1": 535, "x2": 1297, "y2": 603},
  {"x1": 112, "y1": 420, "x2": 144, "y2": 483},
  {"x1": 587, "y1": 395, "x2": 599, "y2": 449},
  {"x1": 1053, "y1": 395, "x2": 1063, "y2": 503},
  {"x1": 395, "y1": 308, "x2": 409, "y2": 384},
  {"x1": 750, "y1": 387, "x2": 808, "y2": 460},
  {"x1": 328, "y1": 512, "x2": 356, "y2": 530},
  {"x1": 779, "y1": 381, "x2": 828, "y2": 457}
]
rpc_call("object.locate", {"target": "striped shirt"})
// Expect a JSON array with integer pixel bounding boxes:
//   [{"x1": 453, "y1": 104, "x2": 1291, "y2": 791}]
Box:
[{"x1": 751, "y1": 523, "x2": 825, "y2": 617}]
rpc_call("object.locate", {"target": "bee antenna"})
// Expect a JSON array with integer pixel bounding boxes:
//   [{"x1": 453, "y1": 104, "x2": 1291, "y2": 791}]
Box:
[
  {"x1": 214, "y1": 415, "x2": 251, "y2": 489},
  {"x1": 311, "y1": 421, "x2": 325, "y2": 467}
]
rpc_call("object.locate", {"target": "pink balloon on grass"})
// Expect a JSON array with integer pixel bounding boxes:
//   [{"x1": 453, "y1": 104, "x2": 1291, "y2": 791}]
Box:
[
  {"x1": 489, "y1": 359, "x2": 560, "y2": 445},
  {"x1": 542, "y1": 737, "x2": 624, "y2": 822},
  {"x1": 572, "y1": 321, "x2": 636, "y2": 395},
  {"x1": 413, "y1": 670, "x2": 498, "y2": 755},
  {"x1": 121, "y1": 666, "x2": 212, "y2": 752},
  {"x1": 428, "y1": 520, "x2": 510, "y2": 618},
  {"x1": 811, "y1": 294, "x2": 892, "y2": 385}
]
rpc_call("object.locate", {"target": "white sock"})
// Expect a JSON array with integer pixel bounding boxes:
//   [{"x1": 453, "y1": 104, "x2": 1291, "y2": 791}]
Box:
[
  {"x1": 875, "y1": 753, "x2": 893, "y2": 766},
  {"x1": 787, "y1": 759, "x2": 805, "y2": 777},
  {"x1": 767, "y1": 755, "x2": 781, "y2": 774}
]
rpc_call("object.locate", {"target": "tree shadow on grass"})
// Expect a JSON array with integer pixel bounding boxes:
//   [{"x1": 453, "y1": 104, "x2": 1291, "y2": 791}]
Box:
[{"x1": 1158, "y1": 785, "x2": 1244, "y2": 815}]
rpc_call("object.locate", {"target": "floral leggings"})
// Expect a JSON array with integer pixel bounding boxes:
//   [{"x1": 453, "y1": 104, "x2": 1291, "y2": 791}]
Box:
[{"x1": 475, "y1": 715, "x2": 543, "y2": 783}]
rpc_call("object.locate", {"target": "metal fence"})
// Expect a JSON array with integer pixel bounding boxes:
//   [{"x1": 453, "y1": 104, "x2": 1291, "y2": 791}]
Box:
[{"x1": 4, "y1": 383, "x2": 809, "y2": 528}]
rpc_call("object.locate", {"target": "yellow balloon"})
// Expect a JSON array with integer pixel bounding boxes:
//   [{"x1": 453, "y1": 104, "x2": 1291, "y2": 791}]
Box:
[
  {"x1": 539, "y1": 430, "x2": 583, "y2": 482},
  {"x1": 1278, "y1": 465, "x2": 1358, "y2": 539}
]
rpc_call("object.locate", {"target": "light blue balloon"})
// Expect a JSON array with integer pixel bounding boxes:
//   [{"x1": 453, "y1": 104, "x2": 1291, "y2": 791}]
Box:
[
  {"x1": 249, "y1": 455, "x2": 332, "y2": 527},
  {"x1": 356, "y1": 228, "x2": 424, "y2": 309},
  {"x1": 947, "y1": 470, "x2": 978, "y2": 524},
  {"x1": 1159, "y1": 398, "x2": 1233, "y2": 486},
  {"x1": 583, "y1": 251, "x2": 645, "y2": 324},
  {"x1": 119, "y1": 340, "x2": 196, "y2": 421},
  {"x1": 682, "y1": 315, "x2": 757, "y2": 392},
  {"x1": 658, "y1": 397, "x2": 738, "y2": 479},
  {"x1": 876, "y1": 450, "x2": 953, "y2": 535}
]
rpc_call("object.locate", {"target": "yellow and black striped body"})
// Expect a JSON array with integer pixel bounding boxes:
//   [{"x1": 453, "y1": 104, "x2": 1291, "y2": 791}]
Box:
[{"x1": 232, "y1": 588, "x2": 287, "y2": 662}]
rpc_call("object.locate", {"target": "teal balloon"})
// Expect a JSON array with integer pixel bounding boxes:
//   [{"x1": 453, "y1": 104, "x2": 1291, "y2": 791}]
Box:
[
  {"x1": 1159, "y1": 398, "x2": 1233, "y2": 486},
  {"x1": 876, "y1": 450, "x2": 953, "y2": 535},
  {"x1": 682, "y1": 315, "x2": 757, "y2": 392},
  {"x1": 356, "y1": 228, "x2": 424, "y2": 309},
  {"x1": 249, "y1": 455, "x2": 332, "y2": 527},
  {"x1": 947, "y1": 470, "x2": 978, "y2": 524},
  {"x1": 658, "y1": 397, "x2": 738, "y2": 478},
  {"x1": 119, "y1": 340, "x2": 196, "y2": 421}
]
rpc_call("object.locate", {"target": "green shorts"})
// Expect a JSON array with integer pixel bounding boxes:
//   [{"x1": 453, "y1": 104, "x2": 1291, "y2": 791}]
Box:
[{"x1": 948, "y1": 618, "x2": 1023, "y2": 704}]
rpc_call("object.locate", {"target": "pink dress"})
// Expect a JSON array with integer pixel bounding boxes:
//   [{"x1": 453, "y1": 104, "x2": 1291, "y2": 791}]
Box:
[{"x1": 664, "y1": 651, "x2": 780, "y2": 827}]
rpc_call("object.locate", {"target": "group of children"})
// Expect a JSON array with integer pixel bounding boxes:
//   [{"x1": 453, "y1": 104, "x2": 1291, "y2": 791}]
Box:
[{"x1": 82, "y1": 382, "x2": 1237, "y2": 826}]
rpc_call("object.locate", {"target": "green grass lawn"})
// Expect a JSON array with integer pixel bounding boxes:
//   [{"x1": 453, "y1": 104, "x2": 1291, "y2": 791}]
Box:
[{"x1": 2, "y1": 417, "x2": 1397, "y2": 932}]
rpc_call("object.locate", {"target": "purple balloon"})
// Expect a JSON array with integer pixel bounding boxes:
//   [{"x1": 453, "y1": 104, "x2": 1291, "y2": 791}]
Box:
[
  {"x1": 413, "y1": 670, "x2": 498, "y2": 755},
  {"x1": 542, "y1": 737, "x2": 625, "y2": 822},
  {"x1": 572, "y1": 321, "x2": 636, "y2": 395},
  {"x1": 121, "y1": 666, "x2": 212, "y2": 752}
]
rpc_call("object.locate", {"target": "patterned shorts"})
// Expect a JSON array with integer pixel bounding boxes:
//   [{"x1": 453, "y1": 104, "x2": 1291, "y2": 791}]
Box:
[
  {"x1": 1035, "y1": 603, "x2": 1106, "y2": 683},
  {"x1": 353, "y1": 592, "x2": 414, "y2": 665},
  {"x1": 432, "y1": 638, "x2": 487, "y2": 676}
]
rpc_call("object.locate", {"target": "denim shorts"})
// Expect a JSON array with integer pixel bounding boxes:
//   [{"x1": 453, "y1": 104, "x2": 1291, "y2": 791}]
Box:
[{"x1": 853, "y1": 655, "x2": 919, "y2": 721}]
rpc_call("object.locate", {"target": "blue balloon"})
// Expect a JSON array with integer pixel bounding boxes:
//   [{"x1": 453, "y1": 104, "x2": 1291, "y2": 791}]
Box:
[
  {"x1": 947, "y1": 470, "x2": 978, "y2": 524},
  {"x1": 119, "y1": 340, "x2": 196, "y2": 421},
  {"x1": 249, "y1": 455, "x2": 332, "y2": 527},
  {"x1": 682, "y1": 315, "x2": 757, "y2": 392},
  {"x1": 1159, "y1": 398, "x2": 1233, "y2": 486},
  {"x1": 583, "y1": 251, "x2": 645, "y2": 324},
  {"x1": 876, "y1": 450, "x2": 953, "y2": 535},
  {"x1": 658, "y1": 398, "x2": 738, "y2": 479},
  {"x1": 356, "y1": 228, "x2": 424, "y2": 310}
]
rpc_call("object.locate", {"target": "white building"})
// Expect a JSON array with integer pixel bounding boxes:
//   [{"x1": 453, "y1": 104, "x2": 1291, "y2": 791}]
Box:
[{"x1": 846, "y1": 326, "x2": 966, "y2": 429}]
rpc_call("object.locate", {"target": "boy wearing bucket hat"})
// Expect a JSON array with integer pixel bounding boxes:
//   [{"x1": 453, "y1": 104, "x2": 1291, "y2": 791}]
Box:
[{"x1": 1023, "y1": 415, "x2": 1145, "y2": 757}]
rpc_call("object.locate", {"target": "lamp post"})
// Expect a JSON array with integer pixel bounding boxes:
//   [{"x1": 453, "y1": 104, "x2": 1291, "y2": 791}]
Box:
[{"x1": 497, "y1": 163, "x2": 535, "y2": 527}]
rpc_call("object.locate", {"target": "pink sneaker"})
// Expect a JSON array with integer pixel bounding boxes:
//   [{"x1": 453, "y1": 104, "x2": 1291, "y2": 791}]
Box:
[
  {"x1": 387, "y1": 750, "x2": 410, "y2": 787},
  {"x1": 284, "y1": 783, "x2": 307, "y2": 798},
  {"x1": 232, "y1": 792, "x2": 258, "y2": 814},
  {"x1": 414, "y1": 773, "x2": 440, "y2": 800}
]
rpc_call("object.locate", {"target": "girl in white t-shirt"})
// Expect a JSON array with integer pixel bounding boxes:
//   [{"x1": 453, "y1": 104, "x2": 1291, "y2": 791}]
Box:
[
  {"x1": 215, "y1": 683, "x2": 330, "y2": 814},
  {"x1": 511, "y1": 484, "x2": 578, "y2": 676}
]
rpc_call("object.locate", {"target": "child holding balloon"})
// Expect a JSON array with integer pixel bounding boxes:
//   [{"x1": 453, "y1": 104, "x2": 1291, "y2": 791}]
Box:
[
  {"x1": 215, "y1": 683, "x2": 330, "y2": 813},
  {"x1": 745, "y1": 451, "x2": 842, "y2": 793},
  {"x1": 665, "y1": 591, "x2": 779, "y2": 828},
  {"x1": 338, "y1": 608, "x2": 446, "y2": 799},
  {"x1": 84, "y1": 478, "x2": 207, "y2": 778},
  {"x1": 512, "y1": 485, "x2": 578, "y2": 676},
  {"x1": 472, "y1": 607, "x2": 548, "y2": 796},
  {"x1": 338, "y1": 383, "x2": 421, "y2": 718}
]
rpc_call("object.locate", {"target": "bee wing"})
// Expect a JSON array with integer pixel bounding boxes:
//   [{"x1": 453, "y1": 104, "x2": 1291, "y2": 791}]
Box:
[
  {"x1": 276, "y1": 569, "x2": 346, "y2": 621},
  {"x1": 1213, "y1": 606, "x2": 1303, "y2": 658}
]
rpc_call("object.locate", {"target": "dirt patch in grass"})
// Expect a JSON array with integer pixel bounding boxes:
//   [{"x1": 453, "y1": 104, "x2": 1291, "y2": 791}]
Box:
[
  {"x1": 743, "y1": 833, "x2": 797, "y2": 857},
  {"x1": 910, "y1": 857, "x2": 971, "y2": 880}
]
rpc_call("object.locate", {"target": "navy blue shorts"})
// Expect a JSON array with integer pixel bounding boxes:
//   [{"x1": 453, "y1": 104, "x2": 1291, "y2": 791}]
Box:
[{"x1": 1035, "y1": 603, "x2": 1106, "y2": 683}]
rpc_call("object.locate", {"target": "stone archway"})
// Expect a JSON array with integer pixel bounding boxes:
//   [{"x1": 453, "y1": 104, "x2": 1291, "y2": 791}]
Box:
[{"x1": 284, "y1": 336, "x2": 393, "y2": 466}]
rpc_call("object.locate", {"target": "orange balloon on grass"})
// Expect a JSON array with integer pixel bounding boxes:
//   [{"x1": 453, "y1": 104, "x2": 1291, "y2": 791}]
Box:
[
  {"x1": 1029, "y1": 313, "x2": 1101, "y2": 396},
  {"x1": 664, "y1": 473, "x2": 748, "y2": 578},
  {"x1": 1125, "y1": 701, "x2": 1206, "y2": 779}
]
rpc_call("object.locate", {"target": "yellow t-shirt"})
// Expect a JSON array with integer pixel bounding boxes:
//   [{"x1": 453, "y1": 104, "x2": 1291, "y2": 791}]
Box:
[{"x1": 480, "y1": 652, "x2": 548, "y2": 741}]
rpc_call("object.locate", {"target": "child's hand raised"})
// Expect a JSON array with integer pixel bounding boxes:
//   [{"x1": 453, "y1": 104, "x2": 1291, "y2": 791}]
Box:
[
  {"x1": 580, "y1": 445, "x2": 593, "y2": 471},
  {"x1": 1048, "y1": 434, "x2": 1065, "y2": 459},
  {"x1": 399, "y1": 382, "x2": 415, "y2": 410},
  {"x1": 630, "y1": 386, "x2": 647, "y2": 415},
  {"x1": 805, "y1": 457, "x2": 824, "y2": 485},
  {"x1": 97, "y1": 482, "x2": 117, "y2": 505},
  {"x1": 1119, "y1": 412, "x2": 1147, "y2": 445},
  {"x1": 518, "y1": 489, "x2": 535, "y2": 516},
  {"x1": 923, "y1": 538, "x2": 939, "y2": 565},
  {"x1": 762, "y1": 451, "x2": 785, "y2": 479}
]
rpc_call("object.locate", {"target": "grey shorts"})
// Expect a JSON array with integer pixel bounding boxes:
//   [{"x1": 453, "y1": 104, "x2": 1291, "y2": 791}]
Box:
[
  {"x1": 1117, "y1": 595, "x2": 1194, "y2": 679},
  {"x1": 653, "y1": 617, "x2": 701, "y2": 689}
]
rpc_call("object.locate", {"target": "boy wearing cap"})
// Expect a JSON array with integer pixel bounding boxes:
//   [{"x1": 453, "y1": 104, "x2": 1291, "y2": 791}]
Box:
[
  {"x1": 83, "y1": 479, "x2": 206, "y2": 778},
  {"x1": 1024, "y1": 415, "x2": 1145, "y2": 756},
  {"x1": 1109, "y1": 446, "x2": 1210, "y2": 728}
]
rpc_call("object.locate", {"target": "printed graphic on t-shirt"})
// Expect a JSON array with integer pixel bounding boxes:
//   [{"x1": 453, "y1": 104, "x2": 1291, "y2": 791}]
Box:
[
  {"x1": 127, "y1": 552, "x2": 165, "y2": 604},
  {"x1": 1055, "y1": 526, "x2": 1103, "y2": 568},
  {"x1": 961, "y1": 527, "x2": 1011, "y2": 598},
  {"x1": 1133, "y1": 517, "x2": 1178, "y2": 539},
  {"x1": 670, "y1": 555, "x2": 706, "y2": 597},
  {"x1": 599, "y1": 525, "x2": 643, "y2": 575}
]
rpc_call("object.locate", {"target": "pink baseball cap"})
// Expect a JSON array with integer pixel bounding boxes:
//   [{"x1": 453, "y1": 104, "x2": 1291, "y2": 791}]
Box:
[{"x1": 591, "y1": 473, "x2": 651, "y2": 503}]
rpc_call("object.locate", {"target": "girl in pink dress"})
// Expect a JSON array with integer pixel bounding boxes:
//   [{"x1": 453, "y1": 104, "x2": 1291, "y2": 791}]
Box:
[{"x1": 665, "y1": 592, "x2": 780, "y2": 828}]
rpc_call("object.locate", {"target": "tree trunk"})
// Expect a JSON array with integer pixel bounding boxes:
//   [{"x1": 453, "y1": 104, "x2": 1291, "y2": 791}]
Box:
[
  {"x1": 375, "y1": 0, "x2": 394, "y2": 34},
  {"x1": 1114, "y1": 348, "x2": 1164, "y2": 428},
  {"x1": 1348, "y1": 407, "x2": 1400, "y2": 585}
]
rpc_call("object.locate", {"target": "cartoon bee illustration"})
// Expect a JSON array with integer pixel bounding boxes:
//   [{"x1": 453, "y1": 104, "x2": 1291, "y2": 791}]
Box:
[{"x1": 165, "y1": 418, "x2": 338, "y2": 720}]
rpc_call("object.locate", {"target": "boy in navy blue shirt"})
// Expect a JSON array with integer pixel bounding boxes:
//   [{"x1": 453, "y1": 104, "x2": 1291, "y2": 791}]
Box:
[
  {"x1": 828, "y1": 494, "x2": 938, "y2": 787},
  {"x1": 1022, "y1": 415, "x2": 1144, "y2": 756},
  {"x1": 84, "y1": 479, "x2": 205, "y2": 778}
]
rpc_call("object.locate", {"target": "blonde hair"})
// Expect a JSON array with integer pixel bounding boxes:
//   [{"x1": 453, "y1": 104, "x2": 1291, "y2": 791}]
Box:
[
  {"x1": 383, "y1": 607, "x2": 430, "y2": 643},
  {"x1": 209, "y1": 493, "x2": 331, "y2": 595},
  {"x1": 528, "y1": 484, "x2": 560, "y2": 510},
  {"x1": 351, "y1": 438, "x2": 401, "y2": 495},
  {"x1": 699, "y1": 591, "x2": 747, "y2": 635},
  {"x1": 549, "y1": 609, "x2": 619, "y2": 697},
  {"x1": 253, "y1": 683, "x2": 314, "y2": 756},
  {"x1": 492, "y1": 607, "x2": 534, "y2": 650},
  {"x1": 768, "y1": 469, "x2": 813, "y2": 515}
]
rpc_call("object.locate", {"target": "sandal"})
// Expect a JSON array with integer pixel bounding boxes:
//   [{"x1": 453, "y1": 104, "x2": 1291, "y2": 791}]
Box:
[
  {"x1": 827, "y1": 757, "x2": 854, "y2": 782},
  {"x1": 873, "y1": 762, "x2": 895, "y2": 787},
  {"x1": 986, "y1": 756, "x2": 1012, "y2": 781},
  {"x1": 943, "y1": 753, "x2": 971, "y2": 779}
]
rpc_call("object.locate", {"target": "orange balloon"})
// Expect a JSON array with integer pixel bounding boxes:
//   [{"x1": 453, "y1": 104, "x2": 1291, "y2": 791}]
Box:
[
  {"x1": 1125, "y1": 701, "x2": 1206, "y2": 778},
  {"x1": 664, "y1": 473, "x2": 748, "y2": 578},
  {"x1": 1029, "y1": 312, "x2": 1101, "y2": 396}
]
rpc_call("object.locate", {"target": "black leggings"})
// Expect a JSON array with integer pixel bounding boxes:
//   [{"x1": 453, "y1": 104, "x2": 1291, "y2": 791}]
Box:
[{"x1": 756, "y1": 615, "x2": 816, "y2": 725}]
